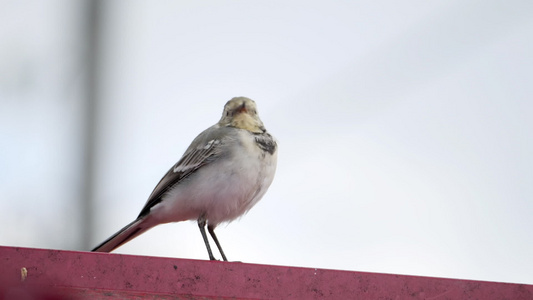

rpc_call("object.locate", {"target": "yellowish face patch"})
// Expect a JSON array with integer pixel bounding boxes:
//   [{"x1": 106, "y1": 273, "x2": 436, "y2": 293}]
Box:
[
  {"x1": 231, "y1": 113, "x2": 263, "y2": 133},
  {"x1": 219, "y1": 97, "x2": 265, "y2": 133}
]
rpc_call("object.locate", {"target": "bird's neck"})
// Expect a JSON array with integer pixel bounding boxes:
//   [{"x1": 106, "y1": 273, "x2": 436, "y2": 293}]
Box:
[{"x1": 231, "y1": 114, "x2": 264, "y2": 133}]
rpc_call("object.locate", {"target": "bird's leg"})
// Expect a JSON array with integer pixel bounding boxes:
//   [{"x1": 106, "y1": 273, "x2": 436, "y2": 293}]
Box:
[
  {"x1": 208, "y1": 225, "x2": 228, "y2": 262},
  {"x1": 198, "y1": 215, "x2": 216, "y2": 260}
]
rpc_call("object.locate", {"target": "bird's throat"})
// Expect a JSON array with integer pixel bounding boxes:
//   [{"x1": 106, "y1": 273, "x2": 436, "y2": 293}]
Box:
[{"x1": 231, "y1": 113, "x2": 263, "y2": 133}]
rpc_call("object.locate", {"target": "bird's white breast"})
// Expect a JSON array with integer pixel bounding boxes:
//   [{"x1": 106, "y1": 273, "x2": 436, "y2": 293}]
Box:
[{"x1": 152, "y1": 130, "x2": 277, "y2": 226}]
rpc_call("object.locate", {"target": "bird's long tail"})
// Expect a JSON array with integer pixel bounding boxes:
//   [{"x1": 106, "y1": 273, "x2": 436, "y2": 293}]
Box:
[{"x1": 91, "y1": 218, "x2": 154, "y2": 252}]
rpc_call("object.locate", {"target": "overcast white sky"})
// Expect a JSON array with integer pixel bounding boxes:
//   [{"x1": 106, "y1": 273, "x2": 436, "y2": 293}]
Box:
[{"x1": 1, "y1": 1, "x2": 532, "y2": 285}]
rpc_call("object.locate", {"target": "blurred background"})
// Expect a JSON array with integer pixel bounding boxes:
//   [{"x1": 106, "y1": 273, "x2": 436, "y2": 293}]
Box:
[{"x1": 1, "y1": 0, "x2": 532, "y2": 284}]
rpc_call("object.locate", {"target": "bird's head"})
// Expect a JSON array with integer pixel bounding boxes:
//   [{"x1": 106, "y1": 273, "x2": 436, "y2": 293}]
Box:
[{"x1": 219, "y1": 97, "x2": 265, "y2": 133}]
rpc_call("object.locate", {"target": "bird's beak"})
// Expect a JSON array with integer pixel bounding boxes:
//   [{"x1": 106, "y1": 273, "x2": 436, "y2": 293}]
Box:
[{"x1": 237, "y1": 102, "x2": 247, "y2": 113}]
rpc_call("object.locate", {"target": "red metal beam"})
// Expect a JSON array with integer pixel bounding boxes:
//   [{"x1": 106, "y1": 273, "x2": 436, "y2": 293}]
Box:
[{"x1": 1, "y1": 246, "x2": 531, "y2": 299}]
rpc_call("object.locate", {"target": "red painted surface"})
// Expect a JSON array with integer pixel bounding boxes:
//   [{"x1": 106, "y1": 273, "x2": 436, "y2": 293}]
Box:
[{"x1": 0, "y1": 246, "x2": 531, "y2": 299}]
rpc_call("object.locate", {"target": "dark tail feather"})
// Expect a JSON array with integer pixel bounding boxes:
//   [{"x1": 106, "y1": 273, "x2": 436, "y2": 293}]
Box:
[{"x1": 91, "y1": 218, "x2": 153, "y2": 252}]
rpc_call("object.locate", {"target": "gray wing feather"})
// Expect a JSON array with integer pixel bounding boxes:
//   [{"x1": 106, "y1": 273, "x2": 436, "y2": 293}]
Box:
[{"x1": 137, "y1": 127, "x2": 225, "y2": 218}]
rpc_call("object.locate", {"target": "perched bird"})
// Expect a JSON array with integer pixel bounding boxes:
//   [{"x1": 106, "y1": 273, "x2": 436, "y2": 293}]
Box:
[{"x1": 92, "y1": 97, "x2": 278, "y2": 261}]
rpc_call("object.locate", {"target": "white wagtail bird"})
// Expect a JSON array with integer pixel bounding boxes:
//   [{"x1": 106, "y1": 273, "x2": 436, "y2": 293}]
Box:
[{"x1": 92, "y1": 97, "x2": 278, "y2": 261}]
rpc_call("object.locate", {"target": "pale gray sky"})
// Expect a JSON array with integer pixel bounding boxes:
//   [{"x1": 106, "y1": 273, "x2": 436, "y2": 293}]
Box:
[{"x1": 1, "y1": 0, "x2": 532, "y2": 284}]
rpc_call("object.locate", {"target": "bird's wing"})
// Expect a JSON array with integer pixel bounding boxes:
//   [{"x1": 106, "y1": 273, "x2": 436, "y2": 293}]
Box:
[{"x1": 137, "y1": 133, "x2": 225, "y2": 218}]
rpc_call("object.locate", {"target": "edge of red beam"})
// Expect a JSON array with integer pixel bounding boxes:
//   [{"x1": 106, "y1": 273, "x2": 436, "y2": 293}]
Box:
[{"x1": 1, "y1": 246, "x2": 531, "y2": 299}]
